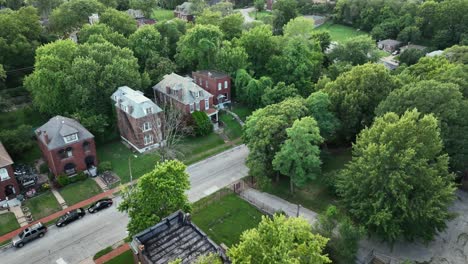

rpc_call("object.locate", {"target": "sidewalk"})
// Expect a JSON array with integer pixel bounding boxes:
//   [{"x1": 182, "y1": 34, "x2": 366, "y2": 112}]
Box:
[
  {"x1": 239, "y1": 188, "x2": 318, "y2": 224},
  {"x1": 51, "y1": 188, "x2": 68, "y2": 209},
  {"x1": 0, "y1": 188, "x2": 115, "y2": 244},
  {"x1": 94, "y1": 243, "x2": 130, "y2": 264}
]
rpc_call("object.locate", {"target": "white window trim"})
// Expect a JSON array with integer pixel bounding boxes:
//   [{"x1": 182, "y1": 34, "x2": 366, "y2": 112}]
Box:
[
  {"x1": 0, "y1": 168, "x2": 10, "y2": 181},
  {"x1": 66, "y1": 149, "x2": 73, "y2": 158},
  {"x1": 63, "y1": 134, "x2": 78, "y2": 144},
  {"x1": 224, "y1": 80, "x2": 228, "y2": 89},
  {"x1": 205, "y1": 99, "x2": 209, "y2": 110},
  {"x1": 145, "y1": 107, "x2": 153, "y2": 115},
  {"x1": 144, "y1": 134, "x2": 154, "y2": 145},
  {"x1": 218, "y1": 83, "x2": 222, "y2": 91},
  {"x1": 190, "y1": 103, "x2": 194, "y2": 113},
  {"x1": 157, "y1": 119, "x2": 161, "y2": 127},
  {"x1": 143, "y1": 122, "x2": 152, "y2": 132}
]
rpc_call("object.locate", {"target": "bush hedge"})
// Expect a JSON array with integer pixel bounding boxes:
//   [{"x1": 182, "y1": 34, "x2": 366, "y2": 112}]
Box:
[
  {"x1": 191, "y1": 111, "x2": 213, "y2": 137},
  {"x1": 57, "y1": 172, "x2": 88, "y2": 187}
]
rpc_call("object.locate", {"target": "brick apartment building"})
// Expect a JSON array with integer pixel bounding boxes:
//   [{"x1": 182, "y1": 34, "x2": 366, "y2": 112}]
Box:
[
  {"x1": 153, "y1": 73, "x2": 218, "y2": 121},
  {"x1": 0, "y1": 142, "x2": 20, "y2": 201},
  {"x1": 112, "y1": 86, "x2": 164, "y2": 153},
  {"x1": 35, "y1": 116, "x2": 98, "y2": 177},
  {"x1": 192, "y1": 70, "x2": 231, "y2": 107}
]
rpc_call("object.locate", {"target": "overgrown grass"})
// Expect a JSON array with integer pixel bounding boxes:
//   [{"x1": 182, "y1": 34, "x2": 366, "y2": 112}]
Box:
[
  {"x1": 314, "y1": 21, "x2": 368, "y2": 43},
  {"x1": 59, "y1": 179, "x2": 103, "y2": 206},
  {"x1": 104, "y1": 249, "x2": 134, "y2": 264},
  {"x1": 219, "y1": 112, "x2": 243, "y2": 140},
  {"x1": 265, "y1": 148, "x2": 352, "y2": 213},
  {"x1": 248, "y1": 10, "x2": 272, "y2": 20},
  {"x1": 0, "y1": 213, "x2": 20, "y2": 236},
  {"x1": 151, "y1": 9, "x2": 174, "y2": 21},
  {"x1": 23, "y1": 191, "x2": 61, "y2": 220},
  {"x1": 230, "y1": 103, "x2": 253, "y2": 121},
  {"x1": 94, "y1": 246, "x2": 113, "y2": 260},
  {"x1": 192, "y1": 193, "x2": 264, "y2": 247}
]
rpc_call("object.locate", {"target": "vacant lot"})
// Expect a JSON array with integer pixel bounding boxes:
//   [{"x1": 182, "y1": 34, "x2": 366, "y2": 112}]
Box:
[
  {"x1": 0, "y1": 213, "x2": 20, "y2": 236},
  {"x1": 193, "y1": 193, "x2": 263, "y2": 246},
  {"x1": 23, "y1": 191, "x2": 61, "y2": 220},
  {"x1": 315, "y1": 21, "x2": 368, "y2": 43},
  {"x1": 219, "y1": 112, "x2": 243, "y2": 140},
  {"x1": 151, "y1": 9, "x2": 174, "y2": 21},
  {"x1": 59, "y1": 179, "x2": 103, "y2": 206}
]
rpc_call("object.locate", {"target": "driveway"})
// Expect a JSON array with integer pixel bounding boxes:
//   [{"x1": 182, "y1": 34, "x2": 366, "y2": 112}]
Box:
[
  {"x1": 0, "y1": 145, "x2": 249, "y2": 264},
  {"x1": 239, "y1": 7, "x2": 255, "y2": 23}
]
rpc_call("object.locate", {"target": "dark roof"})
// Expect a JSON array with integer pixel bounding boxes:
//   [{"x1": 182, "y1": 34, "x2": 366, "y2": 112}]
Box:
[
  {"x1": 35, "y1": 116, "x2": 94, "y2": 150},
  {"x1": 378, "y1": 39, "x2": 402, "y2": 47},
  {"x1": 0, "y1": 142, "x2": 13, "y2": 168},
  {"x1": 131, "y1": 210, "x2": 228, "y2": 264},
  {"x1": 194, "y1": 70, "x2": 229, "y2": 79}
]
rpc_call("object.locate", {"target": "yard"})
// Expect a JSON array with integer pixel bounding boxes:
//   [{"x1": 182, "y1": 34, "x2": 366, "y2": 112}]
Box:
[
  {"x1": 59, "y1": 179, "x2": 103, "y2": 206},
  {"x1": 314, "y1": 21, "x2": 368, "y2": 43},
  {"x1": 220, "y1": 112, "x2": 243, "y2": 140},
  {"x1": 23, "y1": 191, "x2": 61, "y2": 220},
  {"x1": 192, "y1": 193, "x2": 264, "y2": 247},
  {"x1": 104, "y1": 250, "x2": 134, "y2": 264},
  {"x1": 151, "y1": 9, "x2": 174, "y2": 21},
  {"x1": 265, "y1": 148, "x2": 352, "y2": 213},
  {"x1": 248, "y1": 10, "x2": 272, "y2": 22},
  {"x1": 0, "y1": 212, "x2": 20, "y2": 236},
  {"x1": 230, "y1": 103, "x2": 253, "y2": 122}
]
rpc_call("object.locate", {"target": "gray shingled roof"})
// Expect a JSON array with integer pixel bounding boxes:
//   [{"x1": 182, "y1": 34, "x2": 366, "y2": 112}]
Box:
[
  {"x1": 131, "y1": 210, "x2": 227, "y2": 264},
  {"x1": 175, "y1": 2, "x2": 193, "y2": 15},
  {"x1": 378, "y1": 39, "x2": 402, "y2": 46},
  {"x1": 153, "y1": 73, "x2": 213, "y2": 105},
  {"x1": 112, "y1": 86, "x2": 163, "y2": 119},
  {"x1": 35, "y1": 116, "x2": 94, "y2": 150},
  {"x1": 0, "y1": 142, "x2": 13, "y2": 168}
]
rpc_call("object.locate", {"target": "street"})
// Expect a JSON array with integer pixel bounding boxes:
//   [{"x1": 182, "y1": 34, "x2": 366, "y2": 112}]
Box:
[{"x1": 0, "y1": 145, "x2": 249, "y2": 264}]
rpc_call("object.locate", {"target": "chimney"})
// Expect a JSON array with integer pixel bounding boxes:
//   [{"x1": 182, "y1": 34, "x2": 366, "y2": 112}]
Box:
[
  {"x1": 185, "y1": 213, "x2": 191, "y2": 223},
  {"x1": 208, "y1": 71, "x2": 212, "y2": 77},
  {"x1": 166, "y1": 86, "x2": 171, "y2": 94},
  {"x1": 44, "y1": 131, "x2": 50, "y2": 144}
]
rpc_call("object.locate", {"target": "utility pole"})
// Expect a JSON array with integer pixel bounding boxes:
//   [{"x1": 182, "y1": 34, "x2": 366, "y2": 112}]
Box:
[{"x1": 296, "y1": 204, "x2": 301, "y2": 217}]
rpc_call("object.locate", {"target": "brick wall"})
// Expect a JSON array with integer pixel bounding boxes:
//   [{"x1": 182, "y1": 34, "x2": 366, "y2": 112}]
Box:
[
  {"x1": 192, "y1": 72, "x2": 231, "y2": 105},
  {"x1": 0, "y1": 165, "x2": 20, "y2": 200}
]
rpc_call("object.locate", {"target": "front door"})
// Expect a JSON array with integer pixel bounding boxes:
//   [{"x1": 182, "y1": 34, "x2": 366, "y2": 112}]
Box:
[{"x1": 4, "y1": 185, "x2": 15, "y2": 199}]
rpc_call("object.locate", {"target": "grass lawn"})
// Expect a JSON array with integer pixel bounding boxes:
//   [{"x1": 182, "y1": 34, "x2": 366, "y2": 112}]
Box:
[
  {"x1": 248, "y1": 10, "x2": 272, "y2": 21},
  {"x1": 265, "y1": 148, "x2": 352, "y2": 213},
  {"x1": 315, "y1": 21, "x2": 368, "y2": 43},
  {"x1": 23, "y1": 191, "x2": 61, "y2": 220},
  {"x1": 104, "y1": 250, "x2": 134, "y2": 264},
  {"x1": 151, "y1": 9, "x2": 174, "y2": 21},
  {"x1": 230, "y1": 103, "x2": 253, "y2": 122},
  {"x1": 192, "y1": 193, "x2": 263, "y2": 247},
  {"x1": 219, "y1": 112, "x2": 243, "y2": 140},
  {"x1": 94, "y1": 246, "x2": 113, "y2": 260},
  {"x1": 0, "y1": 213, "x2": 20, "y2": 236},
  {"x1": 59, "y1": 179, "x2": 103, "y2": 206}
]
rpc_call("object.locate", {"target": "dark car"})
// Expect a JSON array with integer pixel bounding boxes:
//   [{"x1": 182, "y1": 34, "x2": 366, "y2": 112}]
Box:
[
  {"x1": 56, "y1": 208, "x2": 86, "y2": 227},
  {"x1": 87, "y1": 198, "x2": 113, "y2": 213},
  {"x1": 12, "y1": 222, "x2": 47, "y2": 248}
]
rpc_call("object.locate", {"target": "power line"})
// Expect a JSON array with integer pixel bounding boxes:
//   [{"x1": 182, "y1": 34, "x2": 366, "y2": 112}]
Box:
[{"x1": 5, "y1": 66, "x2": 35, "y2": 73}]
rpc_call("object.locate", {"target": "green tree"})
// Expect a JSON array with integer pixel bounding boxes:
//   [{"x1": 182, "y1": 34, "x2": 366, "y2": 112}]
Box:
[
  {"x1": 219, "y1": 13, "x2": 244, "y2": 40},
  {"x1": 129, "y1": 25, "x2": 166, "y2": 65},
  {"x1": 0, "y1": 125, "x2": 35, "y2": 158},
  {"x1": 398, "y1": 48, "x2": 425, "y2": 66},
  {"x1": 283, "y1": 16, "x2": 314, "y2": 39},
  {"x1": 328, "y1": 35, "x2": 379, "y2": 66},
  {"x1": 50, "y1": 0, "x2": 106, "y2": 34},
  {"x1": 195, "y1": 9, "x2": 222, "y2": 26},
  {"x1": 305, "y1": 91, "x2": 340, "y2": 141},
  {"x1": 272, "y1": 0, "x2": 298, "y2": 35},
  {"x1": 228, "y1": 214, "x2": 331, "y2": 264},
  {"x1": 100, "y1": 8, "x2": 137, "y2": 37},
  {"x1": 254, "y1": 0, "x2": 264, "y2": 12},
  {"x1": 191, "y1": 111, "x2": 213, "y2": 136},
  {"x1": 397, "y1": 26, "x2": 421, "y2": 43},
  {"x1": 118, "y1": 160, "x2": 191, "y2": 237},
  {"x1": 337, "y1": 110, "x2": 456, "y2": 242},
  {"x1": 25, "y1": 0, "x2": 62, "y2": 18},
  {"x1": 376, "y1": 80, "x2": 468, "y2": 172},
  {"x1": 209, "y1": 1, "x2": 233, "y2": 16},
  {"x1": 78, "y1": 23, "x2": 128, "y2": 47},
  {"x1": 324, "y1": 63, "x2": 398, "y2": 140},
  {"x1": 261, "y1": 82, "x2": 298, "y2": 106},
  {"x1": 156, "y1": 18, "x2": 187, "y2": 59},
  {"x1": 215, "y1": 41, "x2": 249, "y2": 76},
  {"x1": 273, "y1": 117, "x2": 323, "y2": 193},
  {"x1": 175, "y1": 24, "x2": 223, "y2": 71},
  {"x1": 243, "y1": 98, "x2": 309, "y2": 184},
  {"x1": 129, "y1": 0, "x2": 158, "y2": 16},
  {"x1": 188, "y1": 0, "x2": 207, "y2": 15},
  {"x1": 443, "y1": 45, "x2": 468, "y2": 65},
  {"x1": 145, "y1": 54, "x2": 177, "y2": 84}
]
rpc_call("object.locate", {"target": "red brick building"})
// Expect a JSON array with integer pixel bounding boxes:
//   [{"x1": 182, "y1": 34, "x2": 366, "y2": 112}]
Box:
[
  {"x1": 153, "y1": 73, "x2": 218, "y2": 121},
  {"x1": 35, "y1": 116, "x2": 98, "y2": 177},
  {"x1": 0, "y1": 142, "x2": 20, "y2": 201},
  {"x1": 174, "y1": 2, "x2": 194, "y2": 22},
  {"x1": 112, "y1": 86, "x2": 164, "y2": 153},
  {"x1": 192, "y1": 70, "x2": 231, "y2": 107}
]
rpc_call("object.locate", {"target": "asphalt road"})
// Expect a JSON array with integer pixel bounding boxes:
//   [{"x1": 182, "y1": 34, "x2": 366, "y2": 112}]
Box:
[{"x1": 0, "y1": 145, "x2": 249, "y2": 264}]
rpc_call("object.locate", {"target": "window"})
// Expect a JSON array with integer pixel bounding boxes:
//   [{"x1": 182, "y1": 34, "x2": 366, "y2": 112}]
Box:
[
  {"x1": 205, "y1": 99, "x2": 209, "y2": 110},
  {"x1": 224, "y1": 80, "x2": 228, "y2": 89},
  {"x1": 66, "y1": 147, "x2": 73, "y2": 158},
  {"x1": 63, "y1": 133, "x2": 78, "y2": 144},
  {"x1": 205, "y1": 80, "x2": 208, "y2": 87},
  {"x1": 157, "y1": 118, "x2": 161, "y2": 127},
  {"x1": 124, "y1": 106, "x2": 128, "y2": 113},
  {"x1": 143, "y1": 122, "x2": 151, "y2": 131},
  {"x1": 190, "y1": 103, "x2": 194, "y2": 113},
  {"x1": 83, "y1": 141, "x2": 90, "y2": 152},
  {"x1": 145, "y1": 108, "x2": 152, "y2": 115},
  {"x1": 195, "y1": 91, "x2": 199, "y2": 98},
  {"x1": 218, "y1": 83, "x2": 222, "y2": 90},
  {"x1": 196, "y1": 101, "x2": 200, "y2": 111},
  {"x1": 144, "y1": 134, "x2": 153, "y2": 145},
  {"x1": 0, "y1": 168, "x2": 10, "y2": 181}
]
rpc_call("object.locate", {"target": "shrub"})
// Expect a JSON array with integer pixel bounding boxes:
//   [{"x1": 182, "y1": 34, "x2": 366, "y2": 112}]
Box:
[
  {"x1": 98, "y1": 161, "x2": 112, "y2": 172},
  {"x1": 191, "y1": 111, "x2": 213, "y2": 136},
  {"x1": 57, "y1": 174, "x2": 70, "y2": 187},
  {"x1": 39, "y1": 183, "x2": 50, "y2": 192},
  {"x1": 0, "y1": 124, "x2": 35, "y2": 158},
  {"x1": 39, "y1": 163, "x2": 49, "y2": 174}
]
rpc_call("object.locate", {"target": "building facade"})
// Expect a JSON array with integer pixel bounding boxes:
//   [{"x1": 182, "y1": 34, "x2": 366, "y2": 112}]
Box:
[
  {"x1": 112, "y1": 86, "x2": 164, "y2": 153},
  {"x1": 0, "y1": 142, "x2": 20, "y2": 201},
  {"x1": 192, "y1": 70, "x2": 231, "y2": 107},
  {"x1": 35, "y1": 116, "x2": 98, "y2": 177},
  {"x1": 174, "y1": 2, "x2": 194, "y2": 22},
  {"x1": 153, "y1": 73, "x2": 218, "y2": 121}
]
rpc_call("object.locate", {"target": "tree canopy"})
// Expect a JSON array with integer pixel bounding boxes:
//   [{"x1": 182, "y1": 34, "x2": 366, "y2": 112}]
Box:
[
  {"x1": 272, "y1": 0, "x2": 299, "y2": 35},
  {"x1": 328, "y1": 35, "x2": 379, "y2": 66},
  {"x1": 50, "y1": 0, "x2": 106, "y2": 34},
  {"x1": 337, "y1": 110, "x2": 456, "y2": 242},
  {"x1": 100, "y1": 8, "x2": 137, "y2": 37}
]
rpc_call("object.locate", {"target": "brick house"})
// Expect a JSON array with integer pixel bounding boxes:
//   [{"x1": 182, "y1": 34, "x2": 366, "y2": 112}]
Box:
[
  {"x1": 35, "y1": 116, "x2": 98, "y2": 177},
  {"x1": 153, "y1": 73, "x2": 219, "y2": 121},
  {"x1": 130, "y1": 210, "x2": 228, "y2": 264},
  {"x1": 112, "y1": 86, "x2": 164, "y2": 153},
  {"x1": 192, "y1": 70, "x2": 231, "y2": 107},
  {"x1": 0, "y1": 142, "x2": 20, "y2": 201},
  {"x1": 174, "y1": 2, "x2": 194, "y2": 22},
  {"x1": 377, "y1": 39, "x2": 402, "y2": 52}
]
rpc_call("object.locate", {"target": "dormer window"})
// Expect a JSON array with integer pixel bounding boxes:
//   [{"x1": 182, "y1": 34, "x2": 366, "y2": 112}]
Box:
[
  {"x1": 196, "y1": 91, "x2": 200, "y2": 98},
  {"x1": 145, "y1": 107, "x2": 153, "y2": 115},
  {"x1": 63, "y1": 133, "x2": 78, "y2": 144},
  {"x1": 0, "y1": 168, "x2": 10, "y2": 181}
]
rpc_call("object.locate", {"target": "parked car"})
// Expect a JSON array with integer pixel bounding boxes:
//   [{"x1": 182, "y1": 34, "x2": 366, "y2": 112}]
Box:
[
  {"x1": 87, "y1": 198, "x2": 113, "y2": 213},
  {"x1": 12, "y1": 222, "x2": 47, "y2": 248},
  {"x1": 56, "y1": 208, "x2": 86, "y2": 227}
]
